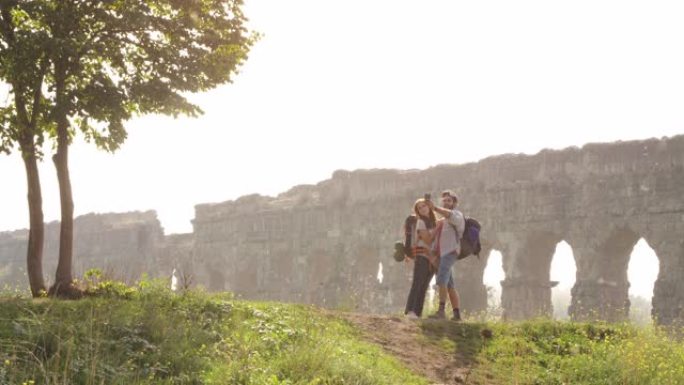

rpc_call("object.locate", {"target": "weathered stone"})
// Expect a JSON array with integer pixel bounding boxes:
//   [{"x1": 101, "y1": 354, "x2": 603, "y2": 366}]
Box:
[
  {"x1": 0, "y1": 211, "x2": 163, "y2": 286},
  {"x1": 187, "y1": 136, "x2": 684, "y2": 324},
  {"x1": 1, "y1": 135, "x2": 683, "y2": 325}
]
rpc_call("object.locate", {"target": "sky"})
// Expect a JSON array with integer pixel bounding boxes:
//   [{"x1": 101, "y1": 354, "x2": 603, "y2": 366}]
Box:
[{"x1": 1, "y1": 1, "x2": 681, "y2": 298}]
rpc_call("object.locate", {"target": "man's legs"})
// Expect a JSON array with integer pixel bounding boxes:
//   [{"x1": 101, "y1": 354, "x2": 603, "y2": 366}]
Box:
[
  {"x1": 438, "y1": 275, "x2": 459, "y2": 307},
  {"x1": 447, "y1": 275, "x2": 461, "y2": 321},
  {"x1": 432, "y1": 252, "x2": 458, "y2": 319},
  {"x1": 448, "y1": 287, "x2": 459, "y2": 310}
]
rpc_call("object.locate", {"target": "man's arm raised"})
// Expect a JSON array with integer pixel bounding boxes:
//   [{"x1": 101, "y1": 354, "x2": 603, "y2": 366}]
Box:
[{"x1": 427, "y1": 200, "x2": 452, "y2": 219}]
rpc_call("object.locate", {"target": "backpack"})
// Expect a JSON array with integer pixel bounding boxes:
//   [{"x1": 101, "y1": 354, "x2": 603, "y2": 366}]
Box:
[
  {"x1": 450, "y1": 217, "x2": 482, "y2": 260},
  {"x1": 393, "y1": 214, "x2": 417, "y2": 262}
]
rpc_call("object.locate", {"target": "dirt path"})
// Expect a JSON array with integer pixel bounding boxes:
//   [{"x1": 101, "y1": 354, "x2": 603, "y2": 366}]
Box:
[{"x1": 339, "y1": 312, "x2": 483, "y2": 385}]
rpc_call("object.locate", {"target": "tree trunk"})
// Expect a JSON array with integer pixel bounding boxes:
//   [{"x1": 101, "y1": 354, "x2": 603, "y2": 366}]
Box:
[
  {"x1": 48, "y1": 47, "x2": 81, "y2": 298},
  {"x1": 48, "y1": 54, "x2": 79, "y2": 298},
  {"x1": 50, "y1": 120, "x2": 78, "y2": 297},
  {"x1": 21, "y1": 146, "x2": 47, "y2": 297}
]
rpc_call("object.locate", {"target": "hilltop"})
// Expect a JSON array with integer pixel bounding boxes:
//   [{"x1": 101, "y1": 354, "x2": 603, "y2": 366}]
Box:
[{"x1": 1, "y1": 280, "x2": 684, "y2": 385}]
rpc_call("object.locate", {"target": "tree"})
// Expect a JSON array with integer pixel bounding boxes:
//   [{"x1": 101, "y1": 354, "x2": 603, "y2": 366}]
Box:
[
  {"x1": 0, "y1": 2, "x2": 53, "y2": 297},
  {"x1": 3, "y1": 0, "x2": 257, "y2": 296}
]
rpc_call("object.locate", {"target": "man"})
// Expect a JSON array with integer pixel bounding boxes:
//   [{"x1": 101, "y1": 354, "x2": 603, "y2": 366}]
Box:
[{"x1": 427, "y1": 189, "x2": 465, "y2": 321}]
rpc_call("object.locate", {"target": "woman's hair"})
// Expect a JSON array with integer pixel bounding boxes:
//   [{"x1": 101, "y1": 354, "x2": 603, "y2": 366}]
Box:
[{"x1": 413, "y1": 198, "x2": 436, "y2": 229}]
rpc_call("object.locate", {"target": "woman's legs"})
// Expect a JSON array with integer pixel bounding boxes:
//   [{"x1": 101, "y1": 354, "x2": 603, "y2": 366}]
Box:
[
  {"x1": 405, "y1": 258, "x2": 422, "y2": 315},
  {"x1": 414, "y1": 256, "x2": 434, "y2": 317}
]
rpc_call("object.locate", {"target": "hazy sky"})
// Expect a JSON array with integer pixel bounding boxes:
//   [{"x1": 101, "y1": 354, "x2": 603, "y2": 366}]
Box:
[{"x1": 1, "y1": 1, "x2": 681, "y2": 297}]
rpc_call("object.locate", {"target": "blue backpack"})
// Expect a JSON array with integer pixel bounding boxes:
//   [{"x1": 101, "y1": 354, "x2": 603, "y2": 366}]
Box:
[{"x1": 451, "y1": 217, "x2": 482, "y2": 260}]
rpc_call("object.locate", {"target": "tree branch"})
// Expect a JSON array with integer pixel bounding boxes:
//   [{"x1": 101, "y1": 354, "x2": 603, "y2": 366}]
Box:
[
  {"x1": 0, "y1": 2, "x2": 14, "y2": 44},
  {"x1": 0, "y1": 2, "x2": 16, "y2": 46},
  {"x1": 28, "y1": 55, "x2": 48, "y2": 132},
  {"x1": 0, "y1": 2, "x2": 27, "y2": 129}
]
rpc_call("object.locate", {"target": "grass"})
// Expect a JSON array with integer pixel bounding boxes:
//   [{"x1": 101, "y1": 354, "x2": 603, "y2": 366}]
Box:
[
  {"x1": 3, "y1": 275, "x2": 684, "y2": 385},
  {"x1": 420, "y1": 317, "x2": 684, "y2": 385},
  {"x1": 0, "y1": 278, "x2": 427, "y2": 385}
]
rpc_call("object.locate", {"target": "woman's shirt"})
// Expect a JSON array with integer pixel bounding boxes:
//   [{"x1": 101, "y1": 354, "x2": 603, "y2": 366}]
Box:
[{"x1": 413, "y1": 219, "x2": 432, "y2": 256}]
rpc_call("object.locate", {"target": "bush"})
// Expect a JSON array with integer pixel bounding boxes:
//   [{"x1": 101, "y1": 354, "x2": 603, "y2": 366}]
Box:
[
  {"x1": 454, "y1": 319, "x2": 684, "y2": 385},
  {"x1": 1, "y1": 280, "x2": 425, "y2": 385}
]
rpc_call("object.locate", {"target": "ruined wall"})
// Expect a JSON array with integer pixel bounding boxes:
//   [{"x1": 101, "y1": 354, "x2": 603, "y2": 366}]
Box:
[
  {"x1": 0, "y1": 211, "x2": 164, "y2": 287},
  {"x1": 2, "y1": 136, "x2": 683, "y2": 326},
  {"x1": 191, "y1": 136, "x2": 684, "y2": 325}
]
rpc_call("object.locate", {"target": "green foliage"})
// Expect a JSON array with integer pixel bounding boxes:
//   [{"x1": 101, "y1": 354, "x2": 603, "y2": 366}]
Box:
[
  {"x1": 5, "y1": 279, "x2": 682, "y2": 385},
  {"x1": 0, "y1": 0, "x2": 258, "y2": 297},
  {"x1": 421, "y1": 318, "x2": 684, "y2": 385},
  {"x1": 0, "y1": 282, "x2": 426, "y2": 385},
  {"x1": 0, "y1": 0, "x2": 53, "y2": 156},
  {"x1": 79, "y1": 268, "x2": 138, "y2": 299},
  {"x1": 204, "y1": 304, "x2": 426, "y2": 385},
  {"x1": 1, "y1": 0, "x2": 258, "y2": 152}
]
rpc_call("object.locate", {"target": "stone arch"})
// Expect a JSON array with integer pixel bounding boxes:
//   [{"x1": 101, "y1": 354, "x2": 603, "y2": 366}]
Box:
[
  {"x1": 638, "y1": 220, "x2": 684, "y2": 327},
  {"x1": 452, "y1": 236, "x2": 500, "y2": 316},
  {"x1": 481, "y1": 248, "x2": 505, "y2": 315},
  {"x1": 497, "y1": 230, "x2": 563, "y2": 320},
  {"x1": 453, "y1": 246, "x2": 491, "y2": 315},
  {"x1": 154, "y1": 135, "x2": 684, "y2": 324},
  {"x1": 568, "y1": 225, "x2": 640, "y2": 322}
]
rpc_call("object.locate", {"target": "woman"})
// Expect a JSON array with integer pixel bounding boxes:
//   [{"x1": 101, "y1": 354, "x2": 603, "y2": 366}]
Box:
[{"x1": 404, "y1": 197, "x2": 437, "y2": 318}]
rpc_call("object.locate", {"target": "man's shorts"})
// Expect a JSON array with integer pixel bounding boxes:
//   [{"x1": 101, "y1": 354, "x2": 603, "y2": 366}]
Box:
[{"x1": 435, "y1": 251, "x2": 457, "y2": 289}]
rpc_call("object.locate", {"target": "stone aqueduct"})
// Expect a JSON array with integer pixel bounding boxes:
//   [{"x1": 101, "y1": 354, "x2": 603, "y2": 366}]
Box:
[{"x1": 1, "y1": 136, "x2": 683, "y2": 325}]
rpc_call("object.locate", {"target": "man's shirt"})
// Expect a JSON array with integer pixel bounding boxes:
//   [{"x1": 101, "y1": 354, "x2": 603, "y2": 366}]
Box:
[{"x1": 439, "y1": 209, "x2": 465, "y2": 258}]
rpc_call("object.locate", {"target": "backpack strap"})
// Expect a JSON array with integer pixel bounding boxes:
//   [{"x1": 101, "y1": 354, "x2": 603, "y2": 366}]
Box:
[{"x1": 404, "y1": 215, "x2": 417, "y2": 258}]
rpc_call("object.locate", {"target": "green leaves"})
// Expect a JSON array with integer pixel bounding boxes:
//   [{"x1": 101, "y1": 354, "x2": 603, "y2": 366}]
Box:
[
  {"x1": 0, "y1": 104, "x2": 16, "y2": 154},
  {"x1": 1, "y1": 0, "x2": 256, "y2": 153}
]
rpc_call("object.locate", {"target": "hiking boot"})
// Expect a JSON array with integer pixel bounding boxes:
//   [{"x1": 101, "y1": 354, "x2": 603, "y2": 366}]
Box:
[
  {"x1": 451, "y1": 309, "x2": 462, "y2": 322},
  {"x1": 405, "y1": 311, "x2": 419, "y2": 320},
  {"x1": 428, "y1": 309, "x2": 446, "y2": 319}
]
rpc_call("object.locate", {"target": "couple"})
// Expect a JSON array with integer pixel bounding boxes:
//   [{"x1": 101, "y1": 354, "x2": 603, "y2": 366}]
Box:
[{"x1": 404, "y1": 190, "x2": 464, "y2": 321}]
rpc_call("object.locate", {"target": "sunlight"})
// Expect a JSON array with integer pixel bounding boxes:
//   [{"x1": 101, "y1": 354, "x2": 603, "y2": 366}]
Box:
[
  {"x1": 628, "y1": 239, "x2": 659, "y2": 299},
  {"x1": 482, "y1": 251, "x2": 505, "y2": 309},
  {"x1": 171, "y1": 268, "x2": 178, "y2": 291},
  {"x1": 376, "y1": 262, "x2": 384, "y2": 284},
  {"x1": 628, "y1": 238, "x2": 659, "y2": 324},
  {"x1": 550, "y1": 241, "x2": 576, "y2": 319},
  {"x1": 427, "y1": 275, "x2": 436, "y2": 312}
]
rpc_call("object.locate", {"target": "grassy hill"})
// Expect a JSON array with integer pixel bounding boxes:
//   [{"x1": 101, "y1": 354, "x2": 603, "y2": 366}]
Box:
[{"x1": 1, "y1": 278, "x2": 684, "y2": 385}]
